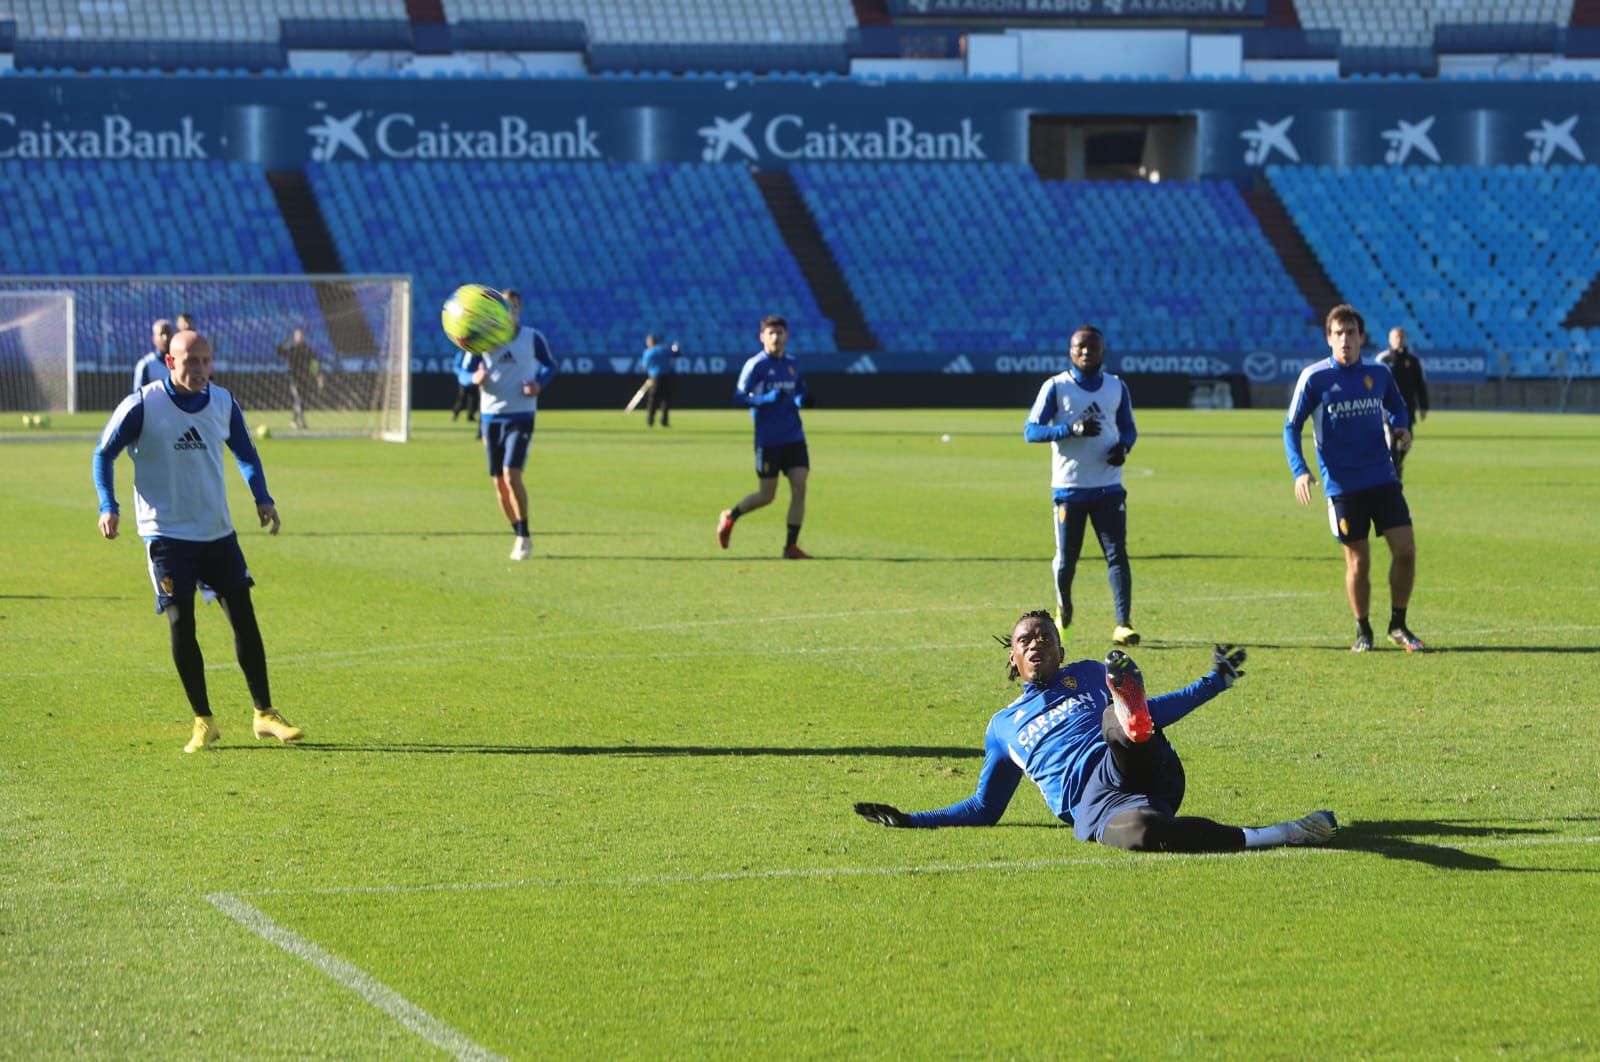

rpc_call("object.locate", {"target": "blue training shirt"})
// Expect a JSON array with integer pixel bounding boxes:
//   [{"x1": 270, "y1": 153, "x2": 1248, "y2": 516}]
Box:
[
  {"x1": 1284, "y1": 356, "x2": 1409, "y2": 498},
  {"x1": 906, "y1": 660, "x2": 1228, "y2": 828},
  {"x1": 642, "y1": 343, "x2": 673, "y2": 379},
  {"x1": 734, "y1": 351, "x2": 807, "y2": 448}
]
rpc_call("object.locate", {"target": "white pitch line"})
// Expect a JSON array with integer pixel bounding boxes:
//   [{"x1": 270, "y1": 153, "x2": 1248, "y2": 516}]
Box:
[
  {"x1": 236, "y1": 833, "x2": 1600, "y2": 900},
  {"x1": 205, "y1": 892, "x2": 506, "y2": 1062}
]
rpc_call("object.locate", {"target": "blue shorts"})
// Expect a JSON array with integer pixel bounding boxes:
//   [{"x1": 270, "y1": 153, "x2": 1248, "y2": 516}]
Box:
[
  {"x1": 1327, "y1": 481, "x2": 1411, "y2": 543},
  {"x1": 484, "y1": 414, "x2": 535, "y2": 475},
  {"x1": 146, "y1": 533, "x2": 253, "y2": 614},
  {"x1": 755, "y1": 441, "x2": 809, "y2": 479},
  {"x1": 1069, "y1": 742, "x2": 1188, "y2": 843}
]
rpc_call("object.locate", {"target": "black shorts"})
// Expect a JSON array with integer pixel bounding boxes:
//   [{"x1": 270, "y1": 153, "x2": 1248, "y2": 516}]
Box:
[
  {"x1": 146, "y1": 533, "x2": 253, "y2": 613},
  {"x1": 483, "y1": 414, "x2": 535, "y2": 475},
  {"x1": 1327, "y1": 481, "x2": 1411, "y2": 543},
  {"x1": 755, "y1": 441, "x2": 809, "y2": 479}
]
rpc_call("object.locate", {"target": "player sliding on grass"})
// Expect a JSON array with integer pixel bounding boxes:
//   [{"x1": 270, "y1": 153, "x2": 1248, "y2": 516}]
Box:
[
  {"x1": 94, "y1": 330, "x2": 304, "y2": 753},
  {"x1": 853, "y1": 610, "x2": 1337, "y2": 852}
]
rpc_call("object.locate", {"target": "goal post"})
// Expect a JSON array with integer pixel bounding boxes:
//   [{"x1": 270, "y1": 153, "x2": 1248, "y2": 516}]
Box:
[
  {"x1": 0, "y1": 290, "x2": 76, "y2": 414},
  {"x1": 0, "y1": 275, "x2": 412, "y2": 441}
]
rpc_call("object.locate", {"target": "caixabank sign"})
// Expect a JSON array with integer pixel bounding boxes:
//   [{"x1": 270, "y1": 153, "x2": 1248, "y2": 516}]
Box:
[{"x1": 1, "y1": 77, "x2": 1598, "y2": 178}]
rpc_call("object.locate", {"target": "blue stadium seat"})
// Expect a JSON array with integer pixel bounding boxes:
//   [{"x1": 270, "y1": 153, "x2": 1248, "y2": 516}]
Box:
[
  {"x1": 1269, "y1": 163, "x2": 1600, "y2": 377},
  {"x1": 306, "y1": 160, "x2": 836, "y2": 361},
  {"x1": 791, "y1": 162, "x2": 1317, "y2": 356}
]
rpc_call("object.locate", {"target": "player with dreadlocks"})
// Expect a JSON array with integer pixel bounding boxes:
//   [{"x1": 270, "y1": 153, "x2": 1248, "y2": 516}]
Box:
[{"x1": 852, "y1": 610, "x2": 1337, "y2": 852}]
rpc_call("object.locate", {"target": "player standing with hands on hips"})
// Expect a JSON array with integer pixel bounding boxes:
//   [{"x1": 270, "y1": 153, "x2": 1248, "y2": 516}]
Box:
[
  {"x1": 716, "y1": 315, "x2": 811, "y2": 559},
  {"x1": 1024, "y1": 325, "x2": 1140, "y2": 646},
  {"x1": 1285, "y1": 304, "x2": 1424, "y2": 653},
  {"x1": 852, "y1": 610, "x2": 1337, "y2": 852},
  {"x1": 471, "y1": 288, "x2": 558, "y2": 561},
  {"x1": 93, "y1": 330, "x2": 304, "y2": 753}
]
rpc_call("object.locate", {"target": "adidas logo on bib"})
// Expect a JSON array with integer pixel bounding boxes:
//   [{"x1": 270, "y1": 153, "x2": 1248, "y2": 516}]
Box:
[{"x1": 173, "y1": 427, "x2": 207, "y2": 451}]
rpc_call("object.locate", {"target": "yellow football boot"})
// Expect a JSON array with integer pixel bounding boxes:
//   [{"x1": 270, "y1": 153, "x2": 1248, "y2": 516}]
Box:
[
  {"x1": 184, "y1": 716, "x2": 220, "y2": 753},
  {"x1": 252, "y1": 709, "x2": 304, "y2": 743}
]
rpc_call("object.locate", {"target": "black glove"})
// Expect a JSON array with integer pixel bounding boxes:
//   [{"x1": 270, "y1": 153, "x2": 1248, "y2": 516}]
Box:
[
  {"x1": 1105, "y1": 443, "x2": 1126, "y2": 467},
  {"x1": 853, "y1": 802, "x2": 910, "y2": 828},
  {"x1": 1212, "y1": 643, "x2": 1246, "y2": 688},
  {"x1": 1068, "y1": 414, "x2": 1102, "y2": 438}
]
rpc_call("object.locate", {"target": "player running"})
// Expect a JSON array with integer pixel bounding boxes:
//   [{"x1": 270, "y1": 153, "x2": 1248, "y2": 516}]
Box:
[
  {"x1": 94, "y1": 330, "x2": 303, "y2": 753},
  {"x1": 716, "y1": 315, "x2": 811, "y2": 559},
  {"x1": 853, "y1": 610, "x2": 1337, "y2": 853},
  {"x1": 470, "y1": 288, "x2": 558, "y2": 561},
  {"x1": 1024, "y1": 325, "x2": 1140, "y2": 646},
  {"x1": 1285, "y1": 304, "x2": 1424, "y2": 653}
]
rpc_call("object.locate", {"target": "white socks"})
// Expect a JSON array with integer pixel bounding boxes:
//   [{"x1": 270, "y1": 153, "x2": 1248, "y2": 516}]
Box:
[{"x1": 1242, "y1": 823, "x2": 1292, "y2": 848}]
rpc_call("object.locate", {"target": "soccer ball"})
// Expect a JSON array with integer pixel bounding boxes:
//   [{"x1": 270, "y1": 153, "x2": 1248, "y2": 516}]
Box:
[{"x1": 441, "y1": 284, "x2": 517, "y2": 354}]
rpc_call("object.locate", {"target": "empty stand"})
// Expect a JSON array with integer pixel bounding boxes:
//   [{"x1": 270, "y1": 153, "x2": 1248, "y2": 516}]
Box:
[
  {"x1": 0, "y1": 158, "x2": 334, "y2": 376},
  {"x1": 1269, "y1": 164, "x2": 1600, "y2": 376},
  {"x1": 1294, "y1": 0, "x2": 1575, "y2": 49},
  {"x1": 791, "y1": 162, "x2": 1319, "y2": 356},
  {"x1": 754, "y1": 172, "x2": 877, "y2": 352},
  {"x1": 306, "y1": 160, "x2": 838, "y2": 360},
  {"x1": 1243, "y1": 184, "x2": 1345, "y2": 323}
]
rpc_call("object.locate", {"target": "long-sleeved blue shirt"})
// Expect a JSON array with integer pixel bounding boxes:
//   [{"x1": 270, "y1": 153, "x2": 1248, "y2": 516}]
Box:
[
  {"x1": 641, "y1": 343, "x2": 673, "y2": 379},
  {"x1": 1284, "y1": 356, "x2": 1409, "y2": 498},
  {"x1": 93, "y1": 381, "x2": 272, "y2": 527},
  {"x1": 906, "y1": 659, "x2": 1229, "y2": 828},
  {"x1": 734, "y1": 351, "x2": 807, "y2": 448}
]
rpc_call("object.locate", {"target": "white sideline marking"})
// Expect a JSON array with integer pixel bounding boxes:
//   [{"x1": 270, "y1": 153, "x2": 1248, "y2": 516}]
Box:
[
  {"x1": 237, "y1": 834, "x2": 1600, "y2": 900},
  {"x1": 204, "y1": 892, "x2": 506, "y2": 1062}
]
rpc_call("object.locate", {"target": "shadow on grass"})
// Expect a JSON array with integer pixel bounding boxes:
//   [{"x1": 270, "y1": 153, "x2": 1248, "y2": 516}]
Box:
[
  {"x1": 1336, "y1": 818, "x2": 1598, "y2": 871},
  {"x1": 1425, "y1": 645, "x2": 1600, "y2": 655},
  {"x1": 0, "y1": 593, "x2": 133, "y2": 601},
  {"x1": 257, "y1": 742, "x2": 985, "y2": 759}
]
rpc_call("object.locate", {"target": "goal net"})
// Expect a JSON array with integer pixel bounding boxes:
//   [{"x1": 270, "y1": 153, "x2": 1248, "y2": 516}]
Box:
[
  {"x1": 0, "y1": 275, "x2": 411, "y2": 441},
  {"x1": 0, "y1": 290, "x2": 76, "y2": 414}
]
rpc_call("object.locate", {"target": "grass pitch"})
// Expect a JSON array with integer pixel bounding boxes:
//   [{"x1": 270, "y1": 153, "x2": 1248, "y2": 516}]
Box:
[{"x1": 3, "y1": 406, "x2": 1598, "y2": 1057}]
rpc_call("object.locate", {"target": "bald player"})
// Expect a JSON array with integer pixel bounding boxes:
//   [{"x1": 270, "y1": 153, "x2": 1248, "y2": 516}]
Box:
[{"x1": 94, "y1": 330, "x2": 306, "y2": 753}]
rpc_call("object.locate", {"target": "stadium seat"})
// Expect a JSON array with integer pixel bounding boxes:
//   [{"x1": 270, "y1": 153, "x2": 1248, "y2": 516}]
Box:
[
  {"x1": 0, "y1": 158, "x2": 327, "y2": 372},
  {"x1": 306, "y1": 160, "x2": 837, "y2": 360},
  {"x1": 790, "y1": 163, "x2": 1318, "y2": 356},
  {"x1": 1269, "y1": 163, "x2": 1600, "y2": 377}
]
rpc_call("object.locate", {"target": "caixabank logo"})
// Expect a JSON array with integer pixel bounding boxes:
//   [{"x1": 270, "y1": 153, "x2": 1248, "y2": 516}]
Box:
[
  {"x1": 306, "y1": 102, "x2": 602, "y2": 161},
  {"x1": 0, "y1": 113, "x2": 207, "y2": 158},
  {"x1": 697, "y1": 111, "x2": 986, "y2": 162}
]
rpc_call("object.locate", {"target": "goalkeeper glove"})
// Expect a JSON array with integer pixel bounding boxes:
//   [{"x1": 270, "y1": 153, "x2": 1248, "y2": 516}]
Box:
[
  {"x1": 1212, "y1": 643, "x2": 1247, "y2": 688},
  {"x1": 1105, "y1": 443, "x2": 1126, "y2": 467},
  {"x1": 853, "y1": 802, "x2": 910, "y2": 828},
  {"x1": 1068, "y1": 414, "x2": 1102, "y2": 438}
]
